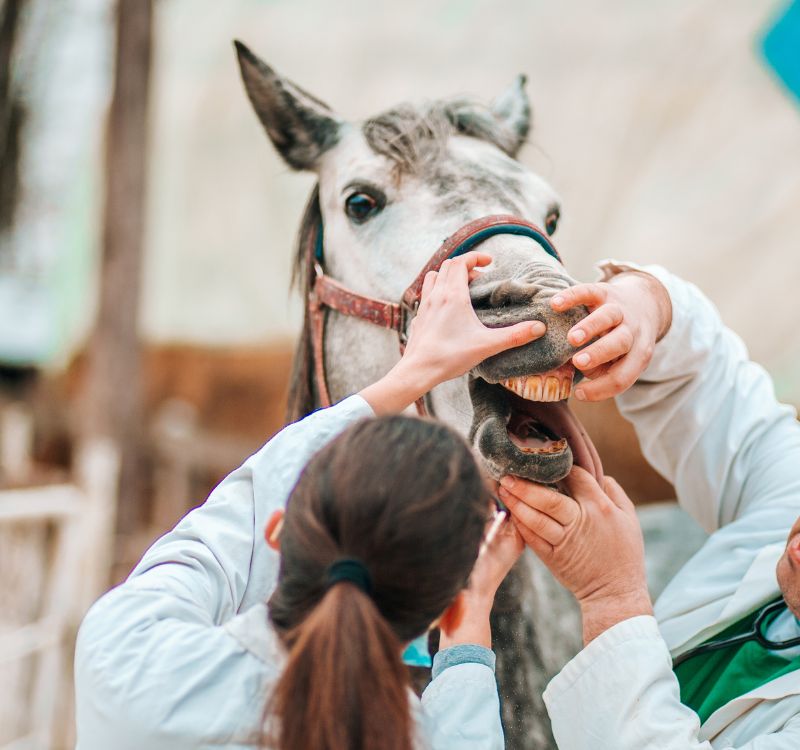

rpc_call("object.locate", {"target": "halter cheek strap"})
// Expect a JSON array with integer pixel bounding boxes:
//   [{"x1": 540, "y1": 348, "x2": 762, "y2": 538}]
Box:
[{"x1": 307, "y1": 214, "x2": 562, "y2": 411}]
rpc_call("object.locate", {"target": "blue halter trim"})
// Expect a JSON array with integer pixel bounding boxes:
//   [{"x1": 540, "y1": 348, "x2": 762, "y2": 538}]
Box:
[
  {"x1": 314, "y1": 221, "x2": 560, "y2": 264},
  {"x1": 445, "y1": 223, "x2": 560, "y2": 263}
]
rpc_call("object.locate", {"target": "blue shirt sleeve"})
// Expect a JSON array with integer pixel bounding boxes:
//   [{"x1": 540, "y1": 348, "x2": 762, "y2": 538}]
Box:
[{"x1": 431, "y1": 644, "x2": 496, "y2": 679}]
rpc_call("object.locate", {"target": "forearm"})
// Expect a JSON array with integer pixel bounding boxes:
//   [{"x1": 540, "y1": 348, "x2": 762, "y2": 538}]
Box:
[
  {"x1": 128, "y1": 394, "x2": 375, "y2": 619},
  {"x1": 545, "y1": 617, "x2": 711, "y2": 750},
  {"x1": 359, "y1": 358, "x2": 438, "y2": 415},
  {"x1": 438, "y1": 592, "x2": 494, "y2": 650},
  {"x1": 422, "y1": 660, "x2": 504, "y2": 750},
  {"x1": 609, "y1": 263, "x2": 800, "y2": 530},
  {"x1": 545, "y1": 615, "x2": 800, "y2": 750}
]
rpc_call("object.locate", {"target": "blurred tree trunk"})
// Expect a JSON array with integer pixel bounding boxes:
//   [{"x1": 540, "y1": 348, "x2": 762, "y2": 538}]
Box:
[
  {"x1": 0, "y1": 0, "x2": 27, "y2": 242},
  {"x1": 80, "y1": 0, "x2": 153, "y2": 534}
]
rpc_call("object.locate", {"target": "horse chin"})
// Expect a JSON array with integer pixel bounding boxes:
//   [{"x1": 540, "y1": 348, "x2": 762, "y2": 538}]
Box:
[{"x1": 468, "y1": 367, "x2": 604, "y2": 485}]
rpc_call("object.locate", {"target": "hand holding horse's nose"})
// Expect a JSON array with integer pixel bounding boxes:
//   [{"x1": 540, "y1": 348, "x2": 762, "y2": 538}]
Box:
[{"x1": 403, "y1": 253, "x2": 546, "y2": 387}]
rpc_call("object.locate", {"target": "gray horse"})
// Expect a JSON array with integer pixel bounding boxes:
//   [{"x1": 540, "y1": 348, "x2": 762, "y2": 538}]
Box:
[{"x1": 236, "y1": 41, "x2": 598, "y2": 749}]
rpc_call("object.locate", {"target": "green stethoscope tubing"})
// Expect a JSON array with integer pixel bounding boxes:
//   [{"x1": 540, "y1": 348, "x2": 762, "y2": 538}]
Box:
[{"x1": 672, "y1": 599, "x2": 800, "y2": 668}]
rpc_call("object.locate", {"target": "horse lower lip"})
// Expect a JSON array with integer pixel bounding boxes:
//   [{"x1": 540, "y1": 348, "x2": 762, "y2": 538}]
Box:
[{"x1": 494, "y1": 385, "x2": 604, "y2": 482}]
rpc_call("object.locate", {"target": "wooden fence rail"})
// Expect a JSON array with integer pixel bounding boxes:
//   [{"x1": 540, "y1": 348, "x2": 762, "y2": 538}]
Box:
[{"x1": 0, "y1": 412, "x2": 119, "y2": 750}]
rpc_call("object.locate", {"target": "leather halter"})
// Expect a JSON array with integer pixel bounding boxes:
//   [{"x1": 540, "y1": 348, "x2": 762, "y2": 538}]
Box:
[{"x1": 306, "y1": 214, "x2": 561, "y2": 413}]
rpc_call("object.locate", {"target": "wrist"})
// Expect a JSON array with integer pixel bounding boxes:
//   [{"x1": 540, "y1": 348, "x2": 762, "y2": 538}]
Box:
[
  {"x1": 579, "y1": 586, "x2": 652, "y2": 645},
  {"x1": 439, "y1": 592, "x2": 494, "y2": 650},
  {"x1": 609, "y1": 270, "x2": 673, "y2": 342},
  {"x1": 461, "y1": 589, "x2": 495, "y2": 618},
  {"x1": 359, "y1": 359, "x2": 433, "y2": 415}
]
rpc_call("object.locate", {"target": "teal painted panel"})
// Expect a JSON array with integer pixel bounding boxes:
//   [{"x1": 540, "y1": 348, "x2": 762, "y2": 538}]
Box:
[{"x1": 762, "y1": 0, "x2": 800, "y2": 105}]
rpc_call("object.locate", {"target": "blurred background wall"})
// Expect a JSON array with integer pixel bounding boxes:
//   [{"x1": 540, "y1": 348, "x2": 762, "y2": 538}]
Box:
[
  {"x1": 1, "y1": 0, "x2": 798, "y2": 747},
  {"x1": 5, "y1": 0, "x2": 800, "y2": 376}
]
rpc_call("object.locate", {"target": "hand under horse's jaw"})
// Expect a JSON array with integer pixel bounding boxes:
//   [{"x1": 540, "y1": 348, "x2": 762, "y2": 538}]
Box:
[{"x1": 469, "y1": 351, "x2": 603, "y2": 485}]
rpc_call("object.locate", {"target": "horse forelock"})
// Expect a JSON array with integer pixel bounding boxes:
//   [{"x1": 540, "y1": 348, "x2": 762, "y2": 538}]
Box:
[{"x1": 362, "y1": 99, "x2": 525, "y2": 173}]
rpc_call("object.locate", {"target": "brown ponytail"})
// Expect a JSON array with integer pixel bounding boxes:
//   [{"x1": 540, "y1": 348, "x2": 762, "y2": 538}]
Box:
[
  {"x1": 266, "y1": 416, "x2": 490, "y2": 750},
  {"x1": 270, "y1": 583, "x2": 412, "y2": 750}
]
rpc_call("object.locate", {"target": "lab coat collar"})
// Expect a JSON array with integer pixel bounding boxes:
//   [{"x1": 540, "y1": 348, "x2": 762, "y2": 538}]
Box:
[
  {"x1": 700, "y1": 667, "x2": 800, "y2": 740},
  {"x1": 668, "y1": 543, "x2": 784, "y2": 655},
  {"x1": 666, "y1": 542, "x2": 800, "y2": 740}
]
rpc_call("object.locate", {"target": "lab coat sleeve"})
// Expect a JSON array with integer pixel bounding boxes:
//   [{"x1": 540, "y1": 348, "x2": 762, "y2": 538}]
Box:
[
  {"x1": 606, "y1": 262, "x2": 800, "y2": 532},
  {"x1": 74, "y1": 396, "x2": 374, "y2": 750},
  {"x1": 421, "y1": 662, "x2": 504, "y2": 750},
  {"x1": 544, "y1": 616, "x2": 800, "y2": 750}
]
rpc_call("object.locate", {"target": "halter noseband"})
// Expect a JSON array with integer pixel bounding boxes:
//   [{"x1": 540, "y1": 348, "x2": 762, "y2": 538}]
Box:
[{"x1": 307, "y1": 214, "x2": 561, "y2": 412}]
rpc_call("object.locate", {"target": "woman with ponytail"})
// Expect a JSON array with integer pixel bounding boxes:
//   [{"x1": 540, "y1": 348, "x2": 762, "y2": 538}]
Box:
[
  {"x1": 265, "y1": 415, "x2": 516, "y2": 750},
  {"x1": 74, "y1": 252, "x2": 543, "y2": 750}
]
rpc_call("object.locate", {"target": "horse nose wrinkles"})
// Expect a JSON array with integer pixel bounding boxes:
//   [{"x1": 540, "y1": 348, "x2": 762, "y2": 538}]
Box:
[{"x1": 471, "y1": 275, "x2": 573, "y2": 310}]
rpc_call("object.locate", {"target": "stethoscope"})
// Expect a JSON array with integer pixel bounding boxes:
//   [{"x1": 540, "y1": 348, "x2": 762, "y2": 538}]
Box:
[{"x1": 673, "y1": 599, "x2": 800, "y2": 668}]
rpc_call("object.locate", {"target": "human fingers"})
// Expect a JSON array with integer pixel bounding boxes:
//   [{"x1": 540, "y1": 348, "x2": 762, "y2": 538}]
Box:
[
  {"x1": 459, "y1": 251, "x2": 493, "y2": 272},
  {"x1": 560, "y1": 466, "x2": 612, "y2": 511},
  {"x1": 603, "y1": 476, "x2": 635, "y2": 512},
  {"x1": 499, "y1": 475, "x2": 579, "y2": 526},
  {"x1": 567, "y1": 303, "x2": 623, "y2": 347},
  {"x1": 487, "y1": 518, "x2": 525, "y2": 564},
  {"x1": 551, "y1": 283, "x2": 607, "y2": 313},
  {"x1": 572, "y1": 324, "x2": 634, "y2": 372},
  {"x1": 502, "y1": 490, "x2": 566, "y2": 545},
  {"x1": 481, "y1": 320, "x2": 546, "y2": 358},
  {"x1": 511, "y1": 517, "x2": 554, "y2": 557},
  {"x1": 576, "y1": 361, "x2": 612, "y2": 382},
  {"x1": 572, "y1": 344, "x2": 648, "y2": 401},
  {"x1": 437, "y1": 258, "x2": 453, "y2": 288},
  {"x1": 442, "y1": 255, "x2": 474, "y2": 302},
  {"x1": 418, "y1": 271, "x2": 438, "y2": 310}
]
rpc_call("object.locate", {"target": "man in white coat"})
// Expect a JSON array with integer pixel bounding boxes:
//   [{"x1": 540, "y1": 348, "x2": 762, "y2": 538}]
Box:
[{"x1": 501, "y1": 262, "x2": 800, "y2": 748}]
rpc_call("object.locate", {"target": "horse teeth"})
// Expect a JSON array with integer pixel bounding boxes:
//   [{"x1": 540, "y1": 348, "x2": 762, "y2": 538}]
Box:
[{"x1": 499, "y1": 372, "x2": 572, "y2": 402}]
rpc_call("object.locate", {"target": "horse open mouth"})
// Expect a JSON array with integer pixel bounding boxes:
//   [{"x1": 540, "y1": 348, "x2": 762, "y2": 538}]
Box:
[{"x1": 469, "y1": 362, "x2": 603, "y2": 484}]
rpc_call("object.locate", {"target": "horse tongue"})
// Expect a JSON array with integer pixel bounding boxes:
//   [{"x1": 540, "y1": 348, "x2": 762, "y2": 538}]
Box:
[{"x1": 546, "y1": 401, "x2": 604, "y2": 484}]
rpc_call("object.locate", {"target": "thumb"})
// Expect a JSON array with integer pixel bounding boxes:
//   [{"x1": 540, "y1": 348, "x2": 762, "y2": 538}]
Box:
[
  {"x1": 485, "y1": 320, "x2": 546, "y2": 356},
  {"x1": 603, "y1": 476, "x2": 634, "y2": 511}
]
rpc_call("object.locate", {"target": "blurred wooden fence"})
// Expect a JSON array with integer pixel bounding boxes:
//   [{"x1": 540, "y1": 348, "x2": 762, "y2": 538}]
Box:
[{"x1": 0, "y1": 403, "x2": 118, "y2": 750}]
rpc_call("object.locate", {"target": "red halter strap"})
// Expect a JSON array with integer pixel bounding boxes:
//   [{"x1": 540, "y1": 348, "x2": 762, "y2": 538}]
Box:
[{"x1": 307, "y1": 214, "x2": 560, "y2": 412}]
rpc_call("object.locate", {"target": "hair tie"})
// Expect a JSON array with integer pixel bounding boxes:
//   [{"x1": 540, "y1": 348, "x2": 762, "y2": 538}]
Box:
[{"x1": 325, "y1": 558, "x2": 373, "y2": 596}]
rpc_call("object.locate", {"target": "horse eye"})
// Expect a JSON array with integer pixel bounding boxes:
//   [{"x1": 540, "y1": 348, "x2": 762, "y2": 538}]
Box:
[
  {"x1": 545, "y1": 209, "x2": 560, "y2": 236},
  {"x1": 345, "y1": 192, "x2": 382, "y2": 223}
]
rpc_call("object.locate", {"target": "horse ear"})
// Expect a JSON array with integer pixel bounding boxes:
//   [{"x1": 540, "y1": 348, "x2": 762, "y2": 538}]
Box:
[
  {"x1": 234, "y1": 41, "x2": 342, "y2": 171},
  {"x1": 490, "y1": 74, "x2": 531, "y2": 157}
]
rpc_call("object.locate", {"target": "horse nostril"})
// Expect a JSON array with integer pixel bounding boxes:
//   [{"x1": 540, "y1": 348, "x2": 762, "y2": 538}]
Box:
[{"x1": 488, "y1": 281, "x2": 542, "y2": 308}]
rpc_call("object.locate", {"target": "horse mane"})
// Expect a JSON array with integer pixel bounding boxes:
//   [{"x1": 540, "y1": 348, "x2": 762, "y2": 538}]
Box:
[
  {"x1": 285, "y1": 185, "x2": 322, "y2": 423},
  {"x1": 285, "y1": 100, "x2": 522, "y2": 423}
]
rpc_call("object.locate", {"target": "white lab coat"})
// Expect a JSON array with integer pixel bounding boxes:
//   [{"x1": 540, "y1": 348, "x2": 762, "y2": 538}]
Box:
[
  {"x1": 74, "y1": 395, "x2": 504, "y2": 750},
  {"x1": 544, "y1": 264, "x2": 800, "y2": 749}
]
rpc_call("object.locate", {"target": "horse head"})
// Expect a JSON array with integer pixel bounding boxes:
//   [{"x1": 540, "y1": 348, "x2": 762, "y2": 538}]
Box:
[{"x1": 235, "y1": 41, "x2": 601, "y2": 486}]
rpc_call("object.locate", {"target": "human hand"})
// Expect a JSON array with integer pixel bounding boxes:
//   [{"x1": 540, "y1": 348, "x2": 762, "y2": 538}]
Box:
[
  {"x1": 550, "y1": 271, "x2": 672, "y2": 401},
  {"x1": 402, "y1": 252, "x2": 546, "y2": 389},
  {"x1": 439, "y1": 502, "x2": 524, "y2": 650},
  {"x1": 498, "y1": 468, "x2": 652, "y2": 644},
  {"x1": 468, "y1": 508, "x2": 525, "y2": 603},
  {"x1": 362, "y1": 252, "x2": 546, "y2": 414}
]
